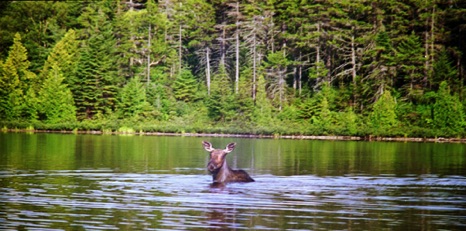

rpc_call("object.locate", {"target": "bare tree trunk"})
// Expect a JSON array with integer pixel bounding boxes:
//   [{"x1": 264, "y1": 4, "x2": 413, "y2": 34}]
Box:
[
  {"x1": 206, "y1": 47, "x2": 211, "y2": 95},
  {"x1": 235, "y1": 2, "x2": 240, "y2": 94},
  {"x1": 220, "y1": 25, "x2": 226, "y2": 68},
  {"x1": 316, "y1": 22, "x2": 321, "y2": 83},
  {"x1": 430, "y1": 5, "x2": 435, "y2": 77},
  {"x1": 178, "y1": 1, "x2": 183, "y2": 74},
  {"x1": 179, "y1": 23, "x2": 182, "y2": 73},
  {"x1": 147, "y1": 25, "x2": 151, "y2": 86},
  {"x1": 279, "y1": 69, "x2": 284, "y2": 111},
  {"x1": 299, "y1": 63, "x2": 302, "y2": 96},
  {"x1": 351, "y1": 33, "x2": 356, "y2": 84},
  {"x1": 252, "y1": 29, "x2": 257, "y2": 101}
]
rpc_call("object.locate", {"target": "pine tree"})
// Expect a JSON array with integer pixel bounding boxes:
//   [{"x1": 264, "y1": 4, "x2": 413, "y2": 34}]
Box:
[
  {"x1": 433, "y1": 81, "x2": 464, "y2": 136},
  {"x1": 0, "y1": 1, "x2": 82, "y2": 72},
  {"x1": 207, "y1": 65, "x2": 236, "y2": 122},
  {"x1": 76, "y1": 2, "x2": 120, "y2": 119},
  {"x1": 395, "y1": 31, "x2": 425, "y2": 101},
  {"x1": 252, "y1": 74, "x2": 273, "y2": 126},
  {"x1": 264, "y1": 50, "x2": 289, "y2": 111},
  {"x1": 117, "y1": 76, "x2": 151, "y2": 119},
  {"x1": 0, "y1": 33, "x2": 37, "y2": 120},
  {"x1": 173, "y1": 68, "x2": 198, "y2": 102},
  {"x1": 38, "y1": 64, "x2": 76, "y2": 123},
  {"x1": 432, "y1": 50, "x2": 458, "y2": 92},
  {"x1": 369, "y1": 90, "x2": 398, "y2": 135},
  {"x1": 40, "y1": 29, "x2": 79, "y2": 88},
  {"x1": 360, "y1": 31, "x2": 396, "y2": 111}
]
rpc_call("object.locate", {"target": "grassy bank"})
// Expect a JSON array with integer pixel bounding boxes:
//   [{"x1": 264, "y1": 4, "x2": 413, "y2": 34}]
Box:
[{"x1": 1, "y1": 119, "x2": 465, "y2": 143}]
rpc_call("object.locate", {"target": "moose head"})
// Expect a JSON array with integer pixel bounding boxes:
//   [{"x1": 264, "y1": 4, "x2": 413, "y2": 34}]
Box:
[{"x1": 202, "y1": 141, "x2": 254, "y2": 184}]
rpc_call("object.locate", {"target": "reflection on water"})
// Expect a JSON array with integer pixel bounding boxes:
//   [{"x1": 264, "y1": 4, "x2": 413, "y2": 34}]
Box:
[
  {"x1": 1, "y1": 133, "x2": 466, "y2": 230},
  {"x1": 1, "y1": 170, "x2": 465, "y2": 230}
]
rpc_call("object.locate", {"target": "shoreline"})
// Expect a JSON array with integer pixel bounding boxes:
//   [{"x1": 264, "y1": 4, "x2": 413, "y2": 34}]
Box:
[{"x1": 3, "y1": 128, "x2": 466, "y2": 143}]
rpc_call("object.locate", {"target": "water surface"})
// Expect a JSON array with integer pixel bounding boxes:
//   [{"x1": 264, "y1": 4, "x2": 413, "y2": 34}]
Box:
[{"x1": 1, "y1": 133, "x2": 465, "y2": 230}]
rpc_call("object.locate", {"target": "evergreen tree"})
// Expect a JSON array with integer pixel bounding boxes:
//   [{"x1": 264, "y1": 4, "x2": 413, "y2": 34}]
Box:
[
  {"x1": 369, "y1": 90, "x2": 398, "y2": 134},
  {"x1": 117, "y1": 76, "x2": 151, "y2": 119},
  {"x1": 207, "y1": 66, "x2": 236, "y2": 122},
  {"x1": 252, "y1": 74, "x2": 273, "y2": 126},
  {"x1": 173, "y1": 68, "x2": 198, "y2": 102},
  {"x1": 264, "y1": 50, "x2": 290, "y2": 111},
  {"x1": 432, "y1": 50, "x2": 458, "y2": 92},
  {"x1": 75, "y1": 2, "x2": 120, "y2": 119},
  {"x1": 361, "y1": 31, "x2": 396, "y2": 111},
  {"x1": 0, "y1": 1, "x2": 82, "y2": 71},
  {"x1": 0, "y1": 33, "x2": 37, "y2": 120},
  {"x1": 395, "y1": 31, "x2": 425, "y2": 101},
  {"x1": 38, "y1": 64, "x2": 76, "y2": 123},
  {"x1": 40, "y1": 29, "x2": 79, "y2": 88},
  {"x1": 433, "y1": 81, "x2": 464, "y2": 136}
]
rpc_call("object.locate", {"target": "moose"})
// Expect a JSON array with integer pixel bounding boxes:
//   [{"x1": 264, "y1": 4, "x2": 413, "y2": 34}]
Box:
[{"x1": 202, "y1": 141, "x2": 254, "y2": 184}]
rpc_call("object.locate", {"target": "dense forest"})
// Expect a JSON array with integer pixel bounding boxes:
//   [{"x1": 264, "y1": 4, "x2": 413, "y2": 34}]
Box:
[{"x1": 0, "y1": 0, "x2": 465, "y2": 137}]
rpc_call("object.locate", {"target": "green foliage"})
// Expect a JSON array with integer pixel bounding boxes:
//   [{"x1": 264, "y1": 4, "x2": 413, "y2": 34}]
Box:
[
  {"x1": 252, "y1": 74, "x2": 274, "y2": 126},
  {"x1": 173, "y1": 68, "x2": 198, "y2": 102},
  {"x1": 369, "y1": 90, "x2": 398, "y2": 135},
  {"x1": 0, "y1": 33, "x2": 37, "y2": 120},
  {"x1": 75, "y1": 2, "x2": 120, "y2": 119},
  {"x1": 0, "y1": 1, "x2": 465, "y2": 139},
  {"x1": 206, "y1": 66, "x2": 236, "y2": 122},
  {"x1": 395, "y1": 31, "x2": 425, "y2": 101},
  {"x1": 38, "y1": 64, "x2": 76, "y2": 123},
  {"x1": 40, "y1": 29, "x2": 79, "y2": 87},
  {"x1": 432, "y1": 50, "x2": 458, "y2": 92},
  {"x1": 117, "y1": 76, "x2": 152, "y2": 119},
  {"x1": 433, "y1": 81, "x2": 465, "y2": 136}
]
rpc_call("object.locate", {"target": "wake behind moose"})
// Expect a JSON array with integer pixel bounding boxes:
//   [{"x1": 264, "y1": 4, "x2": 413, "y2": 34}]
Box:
[{"x1": 202, "y1": 141, "x2": 254, "y2": 184}]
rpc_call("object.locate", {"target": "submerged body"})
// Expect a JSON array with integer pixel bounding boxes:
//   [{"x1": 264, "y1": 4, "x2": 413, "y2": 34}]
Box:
[{"x1": 203, "y1": 141, "x2": 254, "y2": 184}]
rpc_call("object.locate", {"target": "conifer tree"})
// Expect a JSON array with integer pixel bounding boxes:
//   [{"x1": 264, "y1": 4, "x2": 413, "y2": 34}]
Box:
[
  {"x1": 38, "y1": 64, "x2": 76, "y2": 123},
  {"x1": 117, "y1": 76, "x2": 151, "y2": 118},
  {"x1": 396, "y1": 31, "x2": 425, "y2": 101},
  {"x1": 207, "y1": 65, "x2": 236, "y2": 122},
  {"x1": 173, "y1": 68, "x2": 198, "y2": 102},
  {"x1": 369, "y1": 90, "x2": 398, "y2": 134},
  {"x1": 40, "y1": 29, "x2": 79, "y2": 88},
  {"x1": 252, "y1": 74, "x2": 273, "y2": 126},
  {"x1": 433, "y1": 81, "x2": 464, "y2": 136},
  {"x1": 0, "y1": 33, "x2": 37, "y2": 120},
  {"x1": 264, "y1": 50, "x2": 289, "y2": 111},
  {"x1": 76, "y1": 2, "x2": 120, "y2": 119},
  {"x1": 432, "y1": 50, "x2": 458, "y2": 92}
]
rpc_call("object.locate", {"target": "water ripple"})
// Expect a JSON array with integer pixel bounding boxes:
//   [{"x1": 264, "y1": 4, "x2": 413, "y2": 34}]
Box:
[{"x1": 1, "y1": 170, "x2": 465, "y2": 230}]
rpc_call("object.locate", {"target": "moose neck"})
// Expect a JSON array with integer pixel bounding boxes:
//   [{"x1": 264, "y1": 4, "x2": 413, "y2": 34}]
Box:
[{"x1": 212, "y1": 159, "x2": 233, "y2": 183}]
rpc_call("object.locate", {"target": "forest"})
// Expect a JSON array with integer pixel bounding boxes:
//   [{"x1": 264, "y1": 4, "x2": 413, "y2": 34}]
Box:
[{"x1": 0, "y1": 0, "x2": 465, "y2": 138}]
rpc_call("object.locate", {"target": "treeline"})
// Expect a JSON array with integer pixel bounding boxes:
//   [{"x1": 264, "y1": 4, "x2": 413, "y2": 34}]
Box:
[{"x1": 0, "y1": 0, "x2": 465, "y2": 137}]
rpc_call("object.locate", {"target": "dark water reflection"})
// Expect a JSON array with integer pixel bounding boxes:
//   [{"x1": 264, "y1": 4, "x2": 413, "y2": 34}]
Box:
[{"x1": 1, "y1": 133, "x2": 466, "y2": 230}]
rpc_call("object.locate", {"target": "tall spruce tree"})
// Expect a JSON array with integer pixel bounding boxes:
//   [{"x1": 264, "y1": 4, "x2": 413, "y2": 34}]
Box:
[
  {"x1": 38, "y1": 64, "x2": 76, "y2": 123},
  {"x1": 40, "y1": 29, "x2": 79, "y2": 89},
  {"x1": 369, "y1": 90, "x2": 398, "y2": 135},
  {"x1": 76, "y1": 2, "x2": 120, "y2": 119},
  {"x1": 0, "y1": 33, "x2": 37, "y2": 120},
  {"x1": 433, "y1": 81, "x2": 464, "y2": 136},
  {"x1": 396, "y1": 31, "x2": 425, "y2": 101},
  {"x1": 117, "y1": 76, "x2": 151, "y2": 119},
  {"x1": 173, "y1": 68, "x2": 198, "y2": 102}
]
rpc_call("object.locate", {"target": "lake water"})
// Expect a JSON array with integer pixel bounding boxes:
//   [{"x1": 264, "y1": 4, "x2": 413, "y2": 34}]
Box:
[{"x1": 1, "y1": 133, "x2": 465, "y2": 230}]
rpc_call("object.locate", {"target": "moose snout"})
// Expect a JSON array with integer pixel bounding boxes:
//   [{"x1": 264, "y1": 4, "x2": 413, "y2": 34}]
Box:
[{"x1": 207, "y1": 162, "x2": 218, "y2": 173}]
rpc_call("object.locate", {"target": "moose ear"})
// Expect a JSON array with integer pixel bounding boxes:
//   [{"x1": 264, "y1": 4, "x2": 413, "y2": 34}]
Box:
[
  {"x1": 224, "y1": 143, "x2": 236, "y2": 153},
  {"x1": 202, "y1": 141, "x2": 215, "y2": 152}
]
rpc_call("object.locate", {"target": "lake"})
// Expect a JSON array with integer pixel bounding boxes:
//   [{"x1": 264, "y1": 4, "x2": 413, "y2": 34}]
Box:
[{"x1": 1, "y1": 133, "x2": 465, "y2": 230}]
